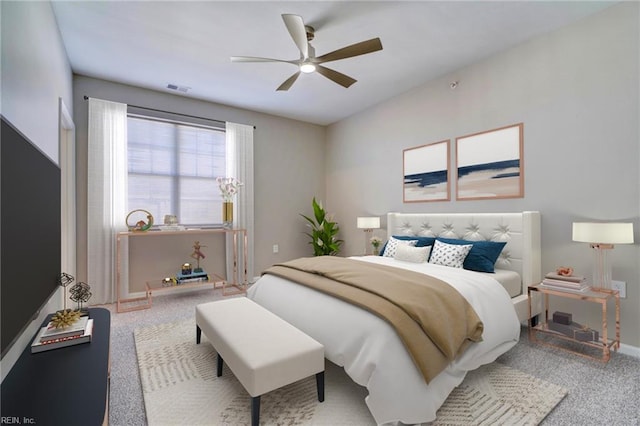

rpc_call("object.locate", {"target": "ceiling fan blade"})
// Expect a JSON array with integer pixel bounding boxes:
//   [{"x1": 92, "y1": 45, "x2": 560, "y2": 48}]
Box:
[
  {"x1": 315, "y1": 38, "x2": 383, "y2": 64},
  {"x1": 276, "y1": 71, "x2": 301, "y2": 91},
  {"x1": 282, "y1": 14, "x2": 309, "y2": 59},
  {"x1": 316, "y1": 66, "x2": 357, "y2": 88},
  {"x1": 231, "y1": 56, "x2": 295, "y2": 64}
]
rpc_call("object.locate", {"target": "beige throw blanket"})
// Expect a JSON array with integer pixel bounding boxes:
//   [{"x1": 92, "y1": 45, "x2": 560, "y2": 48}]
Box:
[{"x1": 263, "y1": 256, "x2": 484, "y2": 383}]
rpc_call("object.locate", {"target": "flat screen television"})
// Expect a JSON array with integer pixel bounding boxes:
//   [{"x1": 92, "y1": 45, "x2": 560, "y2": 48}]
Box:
[{"x1": 1, "y1": 115, "x2": 61, "y2": 359}]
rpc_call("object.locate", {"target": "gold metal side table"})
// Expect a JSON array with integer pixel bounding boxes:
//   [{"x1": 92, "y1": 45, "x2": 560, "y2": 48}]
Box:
[{"x1": 528, "y1": 283, "x2": 620, "y2": 362}]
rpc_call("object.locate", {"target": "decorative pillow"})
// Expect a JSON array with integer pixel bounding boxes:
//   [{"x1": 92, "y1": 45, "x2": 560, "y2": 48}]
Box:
[
  {"x1": 381, "y1": 236, "x2": 418, "y2": 258},
  {"x1": 379, "y1": 235, "x2": 436, "y2": 256},
  {"x1": 436, "y1": 238, "x2": 507, "y2": 273},
  {"x1": 394, "y1": 244, "x2": 432, "y2": 263},
  {"x1": 428, "y1": 240, "x2": 472, "y2": 268}
]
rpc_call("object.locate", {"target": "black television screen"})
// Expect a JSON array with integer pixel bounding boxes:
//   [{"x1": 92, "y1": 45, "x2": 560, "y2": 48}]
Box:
[{"x1": 1, "y1": 115, "x2": 61, "y2": 358}]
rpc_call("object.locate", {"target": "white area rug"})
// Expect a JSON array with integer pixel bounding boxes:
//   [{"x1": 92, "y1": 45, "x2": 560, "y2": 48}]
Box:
[{"x1": 135, "y1": 319, "x2": 567, "y2": 426}]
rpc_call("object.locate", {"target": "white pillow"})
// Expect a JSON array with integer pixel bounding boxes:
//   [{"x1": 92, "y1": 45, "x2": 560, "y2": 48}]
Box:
[
  {"x1": 394, "y1": 244, "x2": 432, "y2": 263},
  {"x1": 382, "y1": 237, "x2": 418, "y2": 258},
  {"x1": 428, "y1": 240, "x2": 472, "y2": 268}
]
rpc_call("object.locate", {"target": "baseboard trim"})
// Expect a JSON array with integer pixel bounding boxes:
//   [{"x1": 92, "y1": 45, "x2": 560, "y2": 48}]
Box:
[{"x1": 619, "y1": 343, "x2": 640, "y2": 358}]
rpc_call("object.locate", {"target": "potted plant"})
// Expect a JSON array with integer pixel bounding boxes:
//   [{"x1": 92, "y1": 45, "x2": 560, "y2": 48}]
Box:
[
  {"x1": 300, "y1": 197, "x2": 343, "y2": 256},
  {"x1": 370, "y1": 236, "x2": 383, "y2": 255}
]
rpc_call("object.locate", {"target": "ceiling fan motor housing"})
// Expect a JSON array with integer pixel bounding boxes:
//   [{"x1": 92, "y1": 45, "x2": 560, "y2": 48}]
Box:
[{"x1": 305, "y1": 25, "x2": 315, "y2": 42}]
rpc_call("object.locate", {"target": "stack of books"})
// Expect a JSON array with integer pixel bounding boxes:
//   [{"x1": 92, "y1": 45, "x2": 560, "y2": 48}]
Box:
[
  {"x1": 176, "y1": 271, "x2": 209, "y2": 284},
  {"x1": 540, "y1": 272, "x2": 589, "y2": 292},
  {"x1": 31, "y1": 315, "x2": 93, "y2": 353}
]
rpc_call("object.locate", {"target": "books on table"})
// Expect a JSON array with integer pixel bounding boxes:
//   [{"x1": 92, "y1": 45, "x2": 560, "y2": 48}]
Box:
[
  {"x1": 540, "y1": 272, "x2": 589, "y2": 292},
  {"x1": 31, "y1": 318, "x2": 93, "y2": 353},
  {"x1": 39, "y1": 316, "x2": 89, "y2": 342}
]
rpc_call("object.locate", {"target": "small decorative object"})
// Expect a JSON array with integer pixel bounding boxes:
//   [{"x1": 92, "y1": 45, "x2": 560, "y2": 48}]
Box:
[
  {"x1": 217, "y1": 177, "x2": 243, "y2": 229},
  {"x1": 50, "y1": 308, "x2": 81, "y2": 329},
  {"x1": 190, "y1": 241, "x2": 207, "y2": 272},
  {"x1": 370, "y1": 236, "x2": 383, "y2": 256},
  {"x1": 126, "y1": 209, "x2": 154, "y2": 232},
  {"x1": 176, "y1": 256, "x2": 209, "y2": 284},
  {"x1": 574, "y1": 326, "x2": 599, "y2": 342},
  {"x1": 164, "y1": 214, "x2": 178, "y2": 225},
  {"x1": 57, "y1": 272, "x2": 75, "y2": 311},
  {"x1": 222, "y1": 201, "x2": 233, "y2": 229},
  {"x1": 552, "y1": 311, "x2": 572, "y2": 325},
  {"x1": 69, "y1": 281, "x2": 92, "y2": 314},
  {"x1": 300, "y1": 197, "x2": 343, "y2": 256},
  {"x1": 556, "y1": 266, "x2": 574, "y2": 276},
  {"x1": 162, "y1": 277, "x2": 176, "y2": 287}
]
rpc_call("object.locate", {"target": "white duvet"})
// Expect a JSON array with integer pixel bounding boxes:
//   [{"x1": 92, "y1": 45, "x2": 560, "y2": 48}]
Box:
[{"x1": 247, "y1": 256, "x2": 520, "y2": 425}]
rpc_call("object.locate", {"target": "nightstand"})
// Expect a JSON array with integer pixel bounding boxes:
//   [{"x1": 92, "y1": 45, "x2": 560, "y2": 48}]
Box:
[{"x1": 527, "y1": 283, "x2": 620, "y2": 362}]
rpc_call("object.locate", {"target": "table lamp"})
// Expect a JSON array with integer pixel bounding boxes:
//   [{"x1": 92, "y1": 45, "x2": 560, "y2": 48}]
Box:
[
  {"x1": 572, "y1": 222, "x2": 634, "y2": 289},
  {"x1": 357, "y1": 216, "x2": 380, "y2": 255}
]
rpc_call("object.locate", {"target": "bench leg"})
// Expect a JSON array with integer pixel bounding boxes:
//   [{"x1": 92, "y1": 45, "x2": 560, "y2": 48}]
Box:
[
  {"x1": 251, "y1": 396, "x2": 260, "y2": 426},
  {"x1": 196, "y1": 325, "x2": 201, "y2": 344},
  {"x1": 217, "y1": 354, "x2": 223, "y2": 377},
  {"x1": 316, "y1": 371, "x2": 325, "y2": 402}
]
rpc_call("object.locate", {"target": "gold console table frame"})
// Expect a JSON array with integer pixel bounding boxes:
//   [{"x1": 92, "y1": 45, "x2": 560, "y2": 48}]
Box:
[{"x1": 116, "y1": 228, "x2": 248, "y2": 313}]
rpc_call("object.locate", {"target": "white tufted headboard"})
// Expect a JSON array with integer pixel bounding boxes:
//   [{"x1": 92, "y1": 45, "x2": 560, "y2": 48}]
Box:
[{"x1": 387, "y1": 211, "x2": 541, "y2": 322}]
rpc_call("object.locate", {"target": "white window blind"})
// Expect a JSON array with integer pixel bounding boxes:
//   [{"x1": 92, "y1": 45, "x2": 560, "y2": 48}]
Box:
[{"x1": 127, "y1": 116, "x2": 226, "y2": 226}]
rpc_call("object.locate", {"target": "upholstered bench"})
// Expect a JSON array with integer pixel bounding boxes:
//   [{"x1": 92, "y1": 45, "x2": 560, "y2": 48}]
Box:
[{"x1": 195, "y1": 297, "x2": 325, "y2": 426}]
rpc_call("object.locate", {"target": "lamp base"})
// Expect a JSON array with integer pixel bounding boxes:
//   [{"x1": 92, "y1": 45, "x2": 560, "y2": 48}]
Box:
[
  {"x1": 590, "y1": 244, "x2": 613, "y2": 290},
  {"x1": 362, "y1": 229, "x2": 373, "y2": 255}
]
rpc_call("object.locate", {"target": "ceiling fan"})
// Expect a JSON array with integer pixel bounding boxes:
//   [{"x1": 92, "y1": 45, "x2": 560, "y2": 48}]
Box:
[{"x1": 231, "y1": 14, "x2": 383, "y2": 91}]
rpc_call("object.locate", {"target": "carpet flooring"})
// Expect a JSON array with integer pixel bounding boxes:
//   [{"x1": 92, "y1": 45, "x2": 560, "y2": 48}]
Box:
[
  {"x1": 106, "y1": 288, "x2": 640, "y2": 425},
  {"x1": 134, "y1": 318, "x2": 566, "y2": 425}
]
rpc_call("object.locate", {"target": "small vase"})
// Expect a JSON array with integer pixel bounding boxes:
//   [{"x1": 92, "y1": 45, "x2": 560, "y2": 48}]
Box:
[{"x1": 222, "y1": 201, "x2": 233, "y2": 229}]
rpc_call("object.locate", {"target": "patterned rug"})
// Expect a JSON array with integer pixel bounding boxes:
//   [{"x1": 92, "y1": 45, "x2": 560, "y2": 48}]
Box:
[{"x1": 134, "y1": 319, "x2": 567, "y2": 426}]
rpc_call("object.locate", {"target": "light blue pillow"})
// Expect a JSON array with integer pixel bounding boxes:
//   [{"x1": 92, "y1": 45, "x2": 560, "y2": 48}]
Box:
[{"x1": 436, "y1": 237, "x2": 507, "y2": 273}]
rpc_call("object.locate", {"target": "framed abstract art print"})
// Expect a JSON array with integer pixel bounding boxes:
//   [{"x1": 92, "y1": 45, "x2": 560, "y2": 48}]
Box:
[
  {"x1": 456, "y1": 123, "x2": 524, "y2": 201},
  {"x1": 403, "y1": 140, "x2": 450, "y2": 203}
]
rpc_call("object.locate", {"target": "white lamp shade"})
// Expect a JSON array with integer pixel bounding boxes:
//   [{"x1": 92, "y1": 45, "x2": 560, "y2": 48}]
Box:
[
  {"x1": 572, "y1": 222, "x2": 634, "y2": 244},
  {"x1": 357, "y1": 216, "x2": 380, "y2": 229}
]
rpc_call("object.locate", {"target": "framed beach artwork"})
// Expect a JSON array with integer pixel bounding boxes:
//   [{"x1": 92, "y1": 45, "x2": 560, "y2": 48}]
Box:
[
  {"x1": 403, "y1": 140, "x2": 450, "y2": 202},
  {"x1": 456, "y1": 123, "x2": 524, "y2": 201}
]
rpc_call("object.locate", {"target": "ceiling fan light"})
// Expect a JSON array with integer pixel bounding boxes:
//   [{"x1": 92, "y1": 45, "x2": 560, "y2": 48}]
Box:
[{"x1": 300, "y1": 63, "x2": 316, "y2": 73}]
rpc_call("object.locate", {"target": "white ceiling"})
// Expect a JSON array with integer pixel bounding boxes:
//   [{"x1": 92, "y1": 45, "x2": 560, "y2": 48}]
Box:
[{"x1": 51, "y1": 1, "x2": 615, "y2": 125}]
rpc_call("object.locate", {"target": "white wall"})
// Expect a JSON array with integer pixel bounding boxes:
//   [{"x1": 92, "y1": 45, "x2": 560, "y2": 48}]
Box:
[
  {"x1": 0, "y1": 1, "x2": 74, "y2": 380},
  {"x1": 326, "y1": 3, "x2": 639, "y2": 347}
]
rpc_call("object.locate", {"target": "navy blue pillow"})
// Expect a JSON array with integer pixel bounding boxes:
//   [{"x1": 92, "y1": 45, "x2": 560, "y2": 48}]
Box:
[
  {"x1": 436, "y1": 237, "x2": 506, "y2": 273},
  {"x1": 379, "y1": 235, "x2": 436, "y2": 256}
]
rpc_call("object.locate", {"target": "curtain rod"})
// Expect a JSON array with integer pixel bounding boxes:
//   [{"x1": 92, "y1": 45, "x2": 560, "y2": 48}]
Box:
[{"x1": 83, "y1": 96, "x2": 255, "y2": 129}]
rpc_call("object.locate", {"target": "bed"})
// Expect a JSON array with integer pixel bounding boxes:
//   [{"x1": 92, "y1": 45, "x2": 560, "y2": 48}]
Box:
[{"x1": 247, "y1": 211, "x2": 541, "y2": 424}]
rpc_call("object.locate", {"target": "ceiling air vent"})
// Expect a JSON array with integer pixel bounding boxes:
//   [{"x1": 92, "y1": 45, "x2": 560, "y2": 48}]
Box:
[{"x1": 166, "y1": 84, "x2": 191, "y2": 93}]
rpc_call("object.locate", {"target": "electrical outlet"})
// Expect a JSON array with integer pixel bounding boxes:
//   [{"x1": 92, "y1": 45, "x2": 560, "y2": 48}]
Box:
[
  {"x1": 272, "y1": 244, "x2": 279, "y2": 254},
  {"x1": 611, "y1": 280, "x2": 626, "y2": 298}
]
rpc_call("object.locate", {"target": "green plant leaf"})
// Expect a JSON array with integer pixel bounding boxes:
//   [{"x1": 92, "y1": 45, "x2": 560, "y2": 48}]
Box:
[{"x1": 301, "y1": 197, "x2": 342, "y2": 256}]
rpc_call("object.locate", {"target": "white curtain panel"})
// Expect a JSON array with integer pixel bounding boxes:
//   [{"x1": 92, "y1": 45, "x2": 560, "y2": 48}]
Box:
[
  {"x1": 225, "y1": 122, "x2": 255, "y2": 283},
  {"x1": 87, "y1": 98, "x2": 128, "y2": 304}
]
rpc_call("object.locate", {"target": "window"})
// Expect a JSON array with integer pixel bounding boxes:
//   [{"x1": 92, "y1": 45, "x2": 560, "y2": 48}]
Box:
[{"x1": 127, "y1": 115, "x2": 226, "y2": 226}]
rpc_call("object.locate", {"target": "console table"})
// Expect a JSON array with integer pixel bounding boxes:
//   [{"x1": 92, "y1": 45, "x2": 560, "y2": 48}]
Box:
[
  {"x1": 116, "y1": 228, "x2": 248, "y2": 312},
  {"x1": 0, "y1": 308, "x2": 111, "y2": 425}
]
